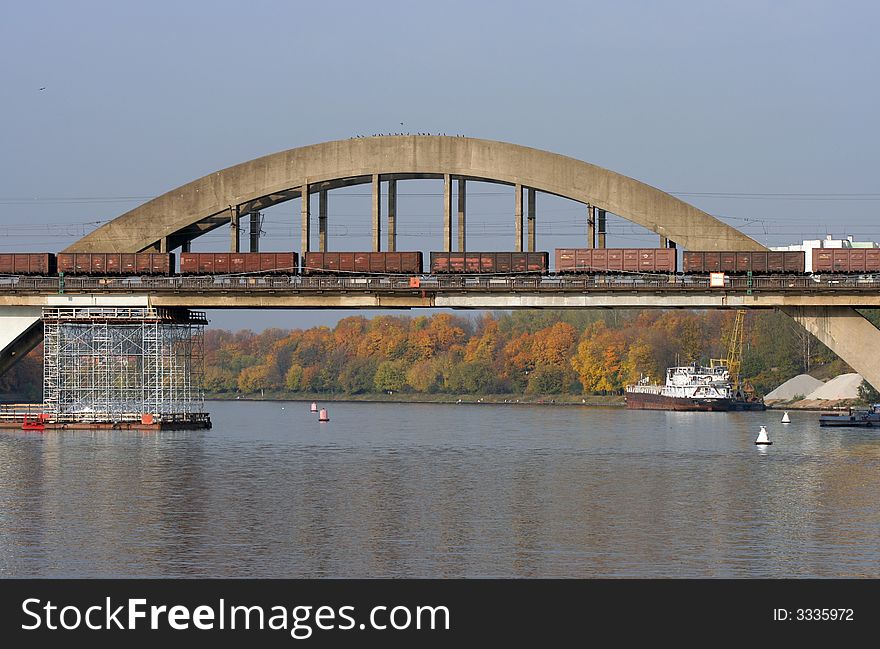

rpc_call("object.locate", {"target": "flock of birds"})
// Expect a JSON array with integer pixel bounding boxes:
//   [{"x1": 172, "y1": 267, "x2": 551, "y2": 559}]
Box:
[{"x1": 351, "y1": 132, "x2": 466, "y2": 138}]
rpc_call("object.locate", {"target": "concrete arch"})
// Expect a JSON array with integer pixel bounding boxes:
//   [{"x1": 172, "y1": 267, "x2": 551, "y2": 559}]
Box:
[
  {"x1": 64, "y1": 135, "x2": 764, "y2": 253},
  {"x1": 34, "y1": 135, "x2": 880, "y2": 392}
]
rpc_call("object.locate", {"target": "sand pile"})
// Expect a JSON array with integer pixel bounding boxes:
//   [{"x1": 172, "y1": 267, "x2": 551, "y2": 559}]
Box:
[
  {"x1": 764, "y1": 374, "x2": 824, "y2": 401},
  {"x1": 804, "y1": 373, "x2": 863, "y2": 400}
]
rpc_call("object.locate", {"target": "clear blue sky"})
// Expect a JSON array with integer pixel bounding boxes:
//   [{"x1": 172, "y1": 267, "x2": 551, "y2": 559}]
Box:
[{"x1": 2, "y1": 0, "x2": 878, "y2": 329}]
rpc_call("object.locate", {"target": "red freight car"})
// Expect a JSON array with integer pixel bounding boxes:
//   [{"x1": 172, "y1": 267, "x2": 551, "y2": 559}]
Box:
[
  {"x1": 682, "y1": 251, "x2": 804, "y2": 274},
  {"x1": 303, "y1": 252, "x2": 422, "y2": 275},
  {"x1": 57, "y1": 253, "x2": 174, "y2": 275},
  {"x1": 555, "y1": 248, "x2": 677, "y2": 273},
  {"x1": 812, "y1": 248, "x2": 880, "y2": 273},
  {"x1": 179, "y1": 252, "x2": 298, "y2": 274},
  {"x1": 0, "y1": 253, "x2": 56, "y2": 275},
  {"x1": 429, "y1": 252, "x2": 549, "y2": 274}
]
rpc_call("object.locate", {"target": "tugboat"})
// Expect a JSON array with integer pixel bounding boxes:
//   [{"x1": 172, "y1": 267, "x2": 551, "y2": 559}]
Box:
[{"x1": 819, "y1": 404, "x2": 880, "y2": 427}]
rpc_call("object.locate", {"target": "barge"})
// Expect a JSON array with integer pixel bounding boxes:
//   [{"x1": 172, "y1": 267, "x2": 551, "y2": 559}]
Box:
[{"x1": 625, "y1": 364, "x2": 765, "y2": 412}]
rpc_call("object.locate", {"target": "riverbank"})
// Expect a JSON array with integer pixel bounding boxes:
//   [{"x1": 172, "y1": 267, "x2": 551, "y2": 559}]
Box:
[
  {"x1": 765, "y1": 399, "x2": 863, "y2": 411},
  {"x1": 206, "y1": 392, "x2": 626, "y2": 407}
]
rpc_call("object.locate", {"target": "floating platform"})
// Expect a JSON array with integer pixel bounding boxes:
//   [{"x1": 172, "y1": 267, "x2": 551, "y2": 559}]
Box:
[{"x1": 0, "y1": 405, "x2": 211, "y2": 431}]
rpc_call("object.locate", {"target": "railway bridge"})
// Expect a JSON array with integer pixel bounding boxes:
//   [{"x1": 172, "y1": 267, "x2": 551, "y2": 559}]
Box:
[{"x1": 1, "y1": 135, "x2": 878, "y2": 392}]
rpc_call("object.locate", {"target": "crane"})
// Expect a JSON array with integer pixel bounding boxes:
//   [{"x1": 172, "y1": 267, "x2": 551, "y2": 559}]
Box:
[{"x1": 711, "y1": 310, "x2": 746, "y2": 391}]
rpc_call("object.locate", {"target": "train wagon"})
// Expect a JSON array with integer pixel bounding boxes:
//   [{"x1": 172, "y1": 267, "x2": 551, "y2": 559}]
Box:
[
  {"x1": 179, "y1": 252, "x2": 298, "y2": 275},
  {"x1": 682, "y1": 251, "x2": 805, "y2": 274},
  {"x1": 430, "y1": 252, "x2": 549, "y2": 274},
  {"x1": 302, "y1": 252, "x2": 423, "y2": 275},
  {"x1": 812, "y1": 248, "x2": 880, "y2": 274},
  {"x1": 0, "y1": 253, "x2": 56, "y2": 275},
  {"x1": 555, "y1": 248, "x2": 677, "y2": 274},
  {"x1": 57, "y1": 252, "x2": 174, "y2": 275}
]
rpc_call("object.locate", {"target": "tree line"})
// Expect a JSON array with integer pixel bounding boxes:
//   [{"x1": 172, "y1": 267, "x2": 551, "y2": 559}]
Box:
[
  {"x1": 3, "y1": 309, "x2": 871, "y2": 401},
  {"x1": 203, "y1": 309, "x2": 848, "y2": 397}
]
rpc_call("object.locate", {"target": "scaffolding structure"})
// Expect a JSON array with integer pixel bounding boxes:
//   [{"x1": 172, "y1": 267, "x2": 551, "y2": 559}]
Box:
[{"x1": 42, "y1": 307, "x2": 206, "y2": 423}]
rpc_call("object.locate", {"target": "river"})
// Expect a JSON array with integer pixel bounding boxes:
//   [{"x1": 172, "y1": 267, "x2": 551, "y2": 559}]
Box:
[{"x1": 1, "y1": 400, "x2": 879, "y2": 578}]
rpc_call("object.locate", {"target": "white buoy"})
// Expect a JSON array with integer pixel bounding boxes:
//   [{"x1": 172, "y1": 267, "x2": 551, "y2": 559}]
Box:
[
  {"x1": 781, "y1": 411, "x2": 790, "y2": 424},
  {"x1": 755, "y1": 425, "x2": 772, "y2": 445},
  {"x1": 318, "y1": 408, "x2": 329, "y2": 422},
  {"x1": 310, "y1": 401, "x2": 318, "y2": 412}
]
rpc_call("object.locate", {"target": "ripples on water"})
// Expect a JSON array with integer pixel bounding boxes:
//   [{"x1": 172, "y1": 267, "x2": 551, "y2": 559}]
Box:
[{"x1": 1, "y1": 400, "x2": 879, "y2": 578}]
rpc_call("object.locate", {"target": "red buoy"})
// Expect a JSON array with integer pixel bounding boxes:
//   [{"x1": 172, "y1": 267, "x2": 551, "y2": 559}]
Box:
[
  {"x1": 318, "y1": 408, "x2": 329, "y2": 422},
  {"x1": 310, "y1": 401, "x2": 318, "y2": 412}
]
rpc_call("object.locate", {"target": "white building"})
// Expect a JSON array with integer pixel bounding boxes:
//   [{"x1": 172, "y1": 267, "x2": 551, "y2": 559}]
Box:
[{"x1": 770, "y1": 235, "x2": 878, "y2": 272}]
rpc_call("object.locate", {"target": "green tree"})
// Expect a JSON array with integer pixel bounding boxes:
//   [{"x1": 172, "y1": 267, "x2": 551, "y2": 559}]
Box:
[
  {"x1": 339, "y1": 358, "x2": 378, "y2": 394},
  {"x1": 526, "y1": 365, "x2": 568, "y2": 394},
  {"x1": 285, "y1": 363, "x2": 304, "y2": 391},
  {"x1": 858, "y1": 379, "x2": 880, "y2": 404},
  {"x1": 445, "y1": 360, "x2": 496, "y2": 394},
  {"x1": 374, "y1": 360, "x2": 407, "y2": 392}
]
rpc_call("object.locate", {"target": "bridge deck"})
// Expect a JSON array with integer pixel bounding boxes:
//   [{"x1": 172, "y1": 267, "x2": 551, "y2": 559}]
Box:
[{"x1": 0, "y1": 274, "x2": 877, "y2": 308}]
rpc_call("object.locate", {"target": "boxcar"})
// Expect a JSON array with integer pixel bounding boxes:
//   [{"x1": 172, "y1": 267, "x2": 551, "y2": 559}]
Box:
[
  {"x1": 57, "y1": 253, "x2": 174, "y2": 275},
  {"x1": 682, "y1": 251, "x2": 804, "y2": 274},
  {"x1": 812, "y1": 248, "x2": 880, "y2": 274},
  {"x1": 0, "y1": 253, "x2": 56, "y2": 275},
  {"x1": 180, "y1": 252, "x2": 297, "y2": 275},
  {"x1": 430, "y1": 252, "x2": 549, "y2": 274},
  {"x1": 555, "y1": 248, "x2": 676, "y2": 273},
  {"x1": 302, "y1": 252, "x2": 422, "y2": 275}
]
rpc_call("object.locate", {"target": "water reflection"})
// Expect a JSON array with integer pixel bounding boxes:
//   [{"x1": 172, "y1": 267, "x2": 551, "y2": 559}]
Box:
[{"x1": 1, "y1": 401, "x2": 879, "y2": 577}]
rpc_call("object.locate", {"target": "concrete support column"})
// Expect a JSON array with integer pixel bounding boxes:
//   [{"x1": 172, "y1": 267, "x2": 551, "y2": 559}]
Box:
[
  {"x1": 781, "y1": 306, "x2": 880, "y2": 391},
  {"x1": 659, "y1": 235, "x2": 668, "y2": 248},
  {"x1": 250, "y1": 212, "x2": 260, "y2": 252},
  {"x1": 457, "y1": 178, "x2": 466, "y2": 252},
  {"x1": 371, "y1": 174, "x2": 381, "y2": 252},
  {"x1": 527, "y1": 188, "x2": 536, "y2": 253},
  {"x1": 587, "y1": 204, "x2": 595, "y2": 248},
  {"x1": 514, "y1": 184, "x2": 523, "y2": 252},
  {"x1": 387, "y1": 179, "x2": 396, "y2": 252},
  {"x1": 318, "y1": 190, "x2": 328, "y2": 252},
  {"x1": 230, "y1": 206, "x2": 240, "y2": 253},
  {"x1": 159, "y1": 237, "x2": 170, "y2": 253},
  {"x1": 301, "y1": 183, "x2": 310, "y2": 254},
  {"x1": 597, "y1": 208, "x2": 606, "y2": 248},
  {"x1": 443, "y1": 174, "x2": 453, "y2": 252}
]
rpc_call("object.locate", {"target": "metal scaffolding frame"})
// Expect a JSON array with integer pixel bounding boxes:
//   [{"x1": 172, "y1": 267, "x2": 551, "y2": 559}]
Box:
[{"x1": 42, "y1": 307, "x2": 206, "y2": 421}]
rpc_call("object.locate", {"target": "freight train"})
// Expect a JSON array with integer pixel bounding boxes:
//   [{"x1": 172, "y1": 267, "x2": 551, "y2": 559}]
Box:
[{"x1": 0, "y1": 248, "x2": 877, "y2": 277}]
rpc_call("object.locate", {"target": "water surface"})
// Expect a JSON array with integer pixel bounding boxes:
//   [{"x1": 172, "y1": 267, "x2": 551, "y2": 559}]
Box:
[{"x1": 1, "y1": 400, "x2": 878, "y2": 577}]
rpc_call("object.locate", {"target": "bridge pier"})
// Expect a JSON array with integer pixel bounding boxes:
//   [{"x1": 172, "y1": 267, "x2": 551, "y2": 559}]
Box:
[
  {"x1": 371, "y1": 175, "x2": 381, "y2": 252},
  {"x1": 587, "y1": 204, "x2": 595, "y2": 248},
  {"x1": 443, "y1": 174, "x2": 453, "y2": 252},
  {"x1": 250, "y1": 212, "x2": 261, "y2": 252},
  {"x1": 457, "y1": 178, "x2": 466, "y2": 252},
  {"x1": 319, "y1": 190, "x2": 328, "y2": 252},
  {"x1": 515, "y1": 184, "x2": 523, "y2": 252},
  {"x1": 230, "y1": 206, "x2": 240, "y2": 253},
  {"x1": 0, "y1": 307, "x2": 42, "y2": 378},
  {"x1": 527, "y1": 188, "x2": 536, "y2": 252},
  {"x1": 781, "y1": 306, "x2": 880, "y2": 392},
  {"x1": 301, "y1": 182, "x2": 311, "y2": 254},
  {"x1": 387, "y1": 179, "x2": 396, "y2": 252}
]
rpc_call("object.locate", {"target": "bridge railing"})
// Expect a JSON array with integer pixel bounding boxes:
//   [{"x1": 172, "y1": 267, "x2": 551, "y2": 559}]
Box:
[{"x1": 1, "y1": 273, "x2": 879, "y2": 293}]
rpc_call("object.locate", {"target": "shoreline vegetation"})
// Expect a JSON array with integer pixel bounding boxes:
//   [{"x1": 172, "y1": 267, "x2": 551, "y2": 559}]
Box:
[
  {"x1": 207, "y1": 392, "x2": 626, "y2": 406},
  {"x1": 3, "y1": 309, "x2": 877, "y2": 408}
]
